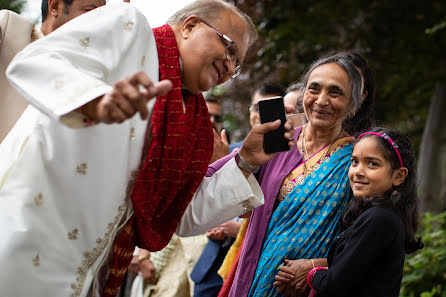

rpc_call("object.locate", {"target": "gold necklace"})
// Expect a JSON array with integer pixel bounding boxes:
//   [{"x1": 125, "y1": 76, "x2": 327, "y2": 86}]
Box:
[{"x1": 301, "y1": 124, "x2": 343, "y2": 174}]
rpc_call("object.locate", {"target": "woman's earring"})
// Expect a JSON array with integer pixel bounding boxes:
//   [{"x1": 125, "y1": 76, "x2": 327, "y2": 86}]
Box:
[{"x1": 391, "y1": 190, "x2": 400, "y2": 200}]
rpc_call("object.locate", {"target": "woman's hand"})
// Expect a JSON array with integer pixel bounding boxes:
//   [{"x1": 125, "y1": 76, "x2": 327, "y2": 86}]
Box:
[{"x1": 273, "y1": 259, "x2": 312, "y2": 297}]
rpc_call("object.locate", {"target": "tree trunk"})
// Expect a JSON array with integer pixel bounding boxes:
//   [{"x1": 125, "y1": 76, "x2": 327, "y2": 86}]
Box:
[{"x1": 418, "y1": 58, "x2": 446, "y2": 212}]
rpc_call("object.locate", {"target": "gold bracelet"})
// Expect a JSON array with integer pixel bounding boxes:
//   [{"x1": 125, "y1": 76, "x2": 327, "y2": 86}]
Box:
[{"x1": 311, "y1": 259, "x2": 315, "y2": 269}]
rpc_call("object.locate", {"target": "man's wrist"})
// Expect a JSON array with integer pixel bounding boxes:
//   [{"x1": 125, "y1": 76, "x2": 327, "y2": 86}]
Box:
[
  {"x1": 137, "y1": 255, "x2": 151, "y2": 263},
  {"x1": 235, "y1": 151, "x2": 259, "y2": 174}
]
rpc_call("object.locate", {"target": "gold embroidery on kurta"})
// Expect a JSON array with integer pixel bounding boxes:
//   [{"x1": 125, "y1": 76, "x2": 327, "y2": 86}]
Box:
[
  {"x1": 49, "y1": 53, "x2": 62, "y2": 60},
  {"x1": 126, "y1": 170, "x2": 139, "y2": 197},
  {"x1": 123, "y1": 21, "x2": 134, "y2": 32},
  {"x1": 141, "y1": 56, "x2": 146, "y2": 67},
  {"x1": 34, "y1": 193, "x2": 43, "y2": 206},
  {"x1": 32, "y1": 253, "x2": 40, "y2": 267},
  {"x1": 68, "y1": 229, "x2": 79, "y2": 240},
  {"x1": 76, "y1": 163, "x2": 87, "y2": 175},
  {"x1": 130, "y1": 127, "x2": 135, "y2": 140},
  {"x1": 70, "y1": 202, "x2": 127, "y2": 297},
  {"x1": 54, "y1": 80, "x2": 64, "y2": 90},
  {"x1": 79, "y1": 37, "x2": 90, "y2": 48},
  {"x1": 241, "y1": 200, "x2": 253, "y2": 213}
]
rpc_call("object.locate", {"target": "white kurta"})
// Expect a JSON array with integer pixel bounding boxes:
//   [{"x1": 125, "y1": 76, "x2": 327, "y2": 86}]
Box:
[{"x1": 0, "y1": 3, "x2": 263, "y2": 297}]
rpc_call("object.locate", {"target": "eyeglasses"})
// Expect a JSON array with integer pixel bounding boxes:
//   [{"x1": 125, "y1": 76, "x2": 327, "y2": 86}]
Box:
[
  {"x1": 200, "y1": 19, "x2": 241, "y2": 78},
  {"x1": 209, "y1": 113, "x2": 223, "y2": 123},
  {"x1": 249, "y1": 103, "x2": 259, "y2": 113}
]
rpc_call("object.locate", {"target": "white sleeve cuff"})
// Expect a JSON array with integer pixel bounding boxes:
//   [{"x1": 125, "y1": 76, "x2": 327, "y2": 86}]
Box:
[{"x1": 176, "y1": 157, "x2": 264, "y2": 237}]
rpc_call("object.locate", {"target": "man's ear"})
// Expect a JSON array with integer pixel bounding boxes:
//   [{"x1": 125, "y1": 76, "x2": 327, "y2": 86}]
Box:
[
  {"x1": 48, "y1": 0, "x2": 63, "y2": 17},
  {"x1": 393, "y1": 167, "x2": 408, "y2": 187},
  {"x1": 180, "y1": 15, "x2": 201, "y2": 39}
]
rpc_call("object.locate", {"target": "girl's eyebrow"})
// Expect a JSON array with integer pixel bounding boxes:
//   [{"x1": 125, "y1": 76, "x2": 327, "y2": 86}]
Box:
[{"x1": 360, "y1": 156, "x2": 383, "y2": 162}]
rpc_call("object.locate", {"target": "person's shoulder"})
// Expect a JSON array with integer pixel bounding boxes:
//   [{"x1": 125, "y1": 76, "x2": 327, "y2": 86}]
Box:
[
  {"x1": 91, "y1": 2, "x2": 150, "y2": 27},
  {"x1": 0, "y1": 9, "x2": 20, "y2": 21},
  {"x1": 0, "y1": 9, "x2": 34, "y2": 31},
  {"x1": 360, "y1": 206, "x2": 401, "y2": 230},
  {"x1": 0, "y1": 10, "x2": 34, "y2": 56}
]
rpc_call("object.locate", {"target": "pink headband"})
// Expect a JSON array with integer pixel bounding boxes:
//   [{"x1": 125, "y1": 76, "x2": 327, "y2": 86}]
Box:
[{"x1": 357, "y1": 132, "x2": 404, "y2": 168}]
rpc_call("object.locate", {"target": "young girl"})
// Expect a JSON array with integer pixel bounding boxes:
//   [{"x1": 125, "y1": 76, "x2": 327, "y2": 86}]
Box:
[{"x1": 275, "y1": 127, "x2": 423, "y2": 297}]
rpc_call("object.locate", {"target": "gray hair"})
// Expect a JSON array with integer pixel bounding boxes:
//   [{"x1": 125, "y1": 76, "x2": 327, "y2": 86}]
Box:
[
  {"x1": 167, "y1": 0, "x2": 258, "y2": 46},
  {"x1": 286, "y1": 81, "x2": 304, "y2": 93},
  {"x1": 300, "y1": 54, "x2": 363, "y2": 115}
]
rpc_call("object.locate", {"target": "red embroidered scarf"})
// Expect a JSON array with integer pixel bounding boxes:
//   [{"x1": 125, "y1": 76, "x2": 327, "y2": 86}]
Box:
[{"x1": 104, "y1": 24, "x2": 213, "y2": 296}]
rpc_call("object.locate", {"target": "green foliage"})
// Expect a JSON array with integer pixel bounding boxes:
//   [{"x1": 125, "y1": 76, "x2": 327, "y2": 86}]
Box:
[
  {"x1": 0, "y1": 0, "x2": 26, "y2": 13},
  {"x1": 400, "y1": 211, "x2": 446, "y2": 297},
  {"x1": 426, "y1": 19, "x2": 446, "y2": 35}
]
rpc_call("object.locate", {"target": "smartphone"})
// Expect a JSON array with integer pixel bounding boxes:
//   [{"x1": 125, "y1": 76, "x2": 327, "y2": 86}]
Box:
[{"x1": 258, "y1": 96, "x2": 290, "y2": 154}]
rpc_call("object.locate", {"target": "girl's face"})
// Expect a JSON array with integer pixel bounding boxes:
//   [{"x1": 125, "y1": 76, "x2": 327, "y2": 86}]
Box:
[{"x1": 348, "y1": 137, "x2": 406, "y2": 198}]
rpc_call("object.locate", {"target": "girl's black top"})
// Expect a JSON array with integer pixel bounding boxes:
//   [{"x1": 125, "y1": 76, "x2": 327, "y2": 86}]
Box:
[{"x1": 312, "y1": 206, "x2": 405, "y2": 297}]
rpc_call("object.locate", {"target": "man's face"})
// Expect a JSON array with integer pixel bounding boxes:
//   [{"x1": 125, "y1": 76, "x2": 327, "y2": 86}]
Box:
[
  {"x1": 283, "y1": 90, "x2": 302, "y2": 110},
  {"x1": 206, "y1": 101, "x2": 223, "y2": 132},
  {"x1": 179, "y1": 11, "x2": 251, "y2": 95},
  {"x1": 54, "y1": 0, "x2": 105, "y2": 30}
]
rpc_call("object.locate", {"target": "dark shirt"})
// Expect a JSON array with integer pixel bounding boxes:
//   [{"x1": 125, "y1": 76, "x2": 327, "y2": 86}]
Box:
[{"x1": 312, "y1": 206, "x2": 405, "y2": 297}]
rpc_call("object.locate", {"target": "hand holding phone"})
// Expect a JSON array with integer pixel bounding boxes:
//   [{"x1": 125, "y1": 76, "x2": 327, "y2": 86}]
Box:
[{"x1": 258, "y1": 96, "x2": 290, "y2": 154}]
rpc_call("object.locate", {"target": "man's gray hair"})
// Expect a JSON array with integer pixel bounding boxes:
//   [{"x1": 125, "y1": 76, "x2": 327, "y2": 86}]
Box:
[
  {"x1": 167, "y1": 0, "x2": 258, "y2": 46},
  {"x1": 300, "y1": 54, "x2": 363, "y2": 115},
  {"x1": 286, "y1": 81, "x2": 304, "y2": 93}
]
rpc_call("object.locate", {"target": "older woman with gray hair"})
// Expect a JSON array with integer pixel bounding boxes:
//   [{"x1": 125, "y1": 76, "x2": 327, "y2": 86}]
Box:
[{"x1": 209, "y1": 53, "x2": 367, "y2": 297}]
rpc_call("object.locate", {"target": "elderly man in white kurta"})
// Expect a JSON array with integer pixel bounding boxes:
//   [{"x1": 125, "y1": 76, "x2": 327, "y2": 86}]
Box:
[{"x1": 0, "y1": 1, "x2": 295, "y2": 297}]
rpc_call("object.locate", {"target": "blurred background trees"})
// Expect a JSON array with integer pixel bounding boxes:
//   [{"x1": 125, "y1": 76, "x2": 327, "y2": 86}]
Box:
[
  {"x1": 215, "y1": 0, "x2": 445, "y2": 212},
  {"x1": 0, "y1": 0, "x2": 25, "y2": 13}
]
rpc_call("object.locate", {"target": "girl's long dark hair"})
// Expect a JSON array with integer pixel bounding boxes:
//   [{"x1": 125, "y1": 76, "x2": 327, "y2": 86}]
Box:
[{"x1": 342, "y1": 127, "x2": 423, "y2": 253}]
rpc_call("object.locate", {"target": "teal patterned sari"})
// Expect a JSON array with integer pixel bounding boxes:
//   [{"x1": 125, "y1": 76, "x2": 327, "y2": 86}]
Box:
[{"x1": 248, "y1": 138, "x2": 354, "y2": 297}]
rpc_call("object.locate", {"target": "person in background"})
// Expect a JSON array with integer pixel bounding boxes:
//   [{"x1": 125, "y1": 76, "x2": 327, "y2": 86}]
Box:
[
  {"x1": 229, "y1": 83, "x2": 285, "y2": 152},
  {"x1": 0, "y1": 0, "x2": 105, "y2": 142},
  {"x1": 284, "y1": 82, "x2": 305, "y2": 128},
  {"x1": 205, "y1": 95, "x2": 224, "y2": 133},
  {"x1": 40, "y1": 0, "x2": 106, "y2": 35},
  {"x1": 283, "y1": 82, "x2": 303, "y2": 113},
  {"x1": 206, "y1": 95, "x2": 230, "y2": 163}
]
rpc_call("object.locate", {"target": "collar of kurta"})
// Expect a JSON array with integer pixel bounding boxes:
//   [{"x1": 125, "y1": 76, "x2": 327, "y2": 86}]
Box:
[{"x1": 104, "y1": 24, "x2": 213, "y2": 296}]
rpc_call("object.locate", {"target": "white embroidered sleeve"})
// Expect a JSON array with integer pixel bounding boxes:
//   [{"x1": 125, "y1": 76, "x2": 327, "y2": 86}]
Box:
[
  {"x1": 6, "y1": 2, "x2": 152, "y2": 128},
  {"x1": 176, "y1": 158, "x2": 264, "y2": 236}
]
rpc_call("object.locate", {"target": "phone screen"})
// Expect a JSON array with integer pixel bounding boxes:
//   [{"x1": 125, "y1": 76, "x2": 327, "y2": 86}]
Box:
[{"x1": 258, "y1": 96, "x2": 290, "y2": 154}]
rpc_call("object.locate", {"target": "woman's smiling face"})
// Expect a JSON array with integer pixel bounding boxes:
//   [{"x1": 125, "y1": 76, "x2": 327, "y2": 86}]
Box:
[{"x1": 303, "y1": 62, "x2": 351, "y2": 131}]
